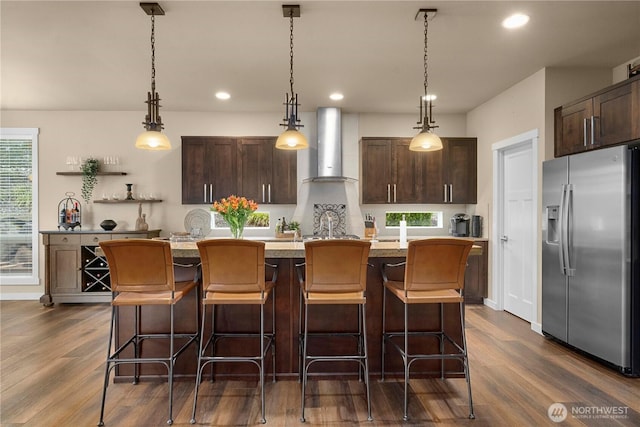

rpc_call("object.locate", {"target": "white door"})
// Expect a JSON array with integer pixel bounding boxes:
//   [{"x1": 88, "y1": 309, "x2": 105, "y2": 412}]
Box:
[{"x1": 492, "y1": 130, "x2": 538, "y2": 325}]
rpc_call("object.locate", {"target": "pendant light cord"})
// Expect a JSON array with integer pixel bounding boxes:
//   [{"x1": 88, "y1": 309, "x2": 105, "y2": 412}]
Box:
[
  {"x1": 150, "y1": 10, "x2": 156, "y2": 94},
  {"x1": 289, "y1": 9, "x2": 295, "y2": 97},
  {"x1": 423, "y1": 11, "x2": 428, "y2": 99}
]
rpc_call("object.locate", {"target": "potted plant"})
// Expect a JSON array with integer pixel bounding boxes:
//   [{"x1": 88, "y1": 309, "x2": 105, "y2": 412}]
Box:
[
  {"x1": 81, "y1": 158, "x2": 99, "y2": 203},
  {"x1": 288, "y1": 220, "x2": 301, "y2": 239}
]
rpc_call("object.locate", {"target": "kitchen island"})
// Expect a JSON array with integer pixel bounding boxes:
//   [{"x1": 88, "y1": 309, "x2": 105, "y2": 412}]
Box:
[{"x1": 114, "y1": 239, "x2": 483, "y2": 381}]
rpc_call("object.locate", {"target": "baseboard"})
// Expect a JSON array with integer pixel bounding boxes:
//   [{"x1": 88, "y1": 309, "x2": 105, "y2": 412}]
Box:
[
  {"x1": 531, "y1": 321, "x2": 543, "y2": 335},
  {"x1": 483, "y1": 298, "x2": 499, "y2": 310},
  {"x1": 0, "y1": 292, "x2": 41, "y2": 301}
]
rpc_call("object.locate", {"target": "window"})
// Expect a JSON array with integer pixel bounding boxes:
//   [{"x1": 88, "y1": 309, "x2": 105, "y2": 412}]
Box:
[
  {"x1": 384, "y1": 211, "x2": 442, "y2": 228},
  {"x1": 212, "y1": 212, "x2": 270, "y2": 229},
  {"x1": 0, "y1": 128, "x2": 39, "y2": 285}
]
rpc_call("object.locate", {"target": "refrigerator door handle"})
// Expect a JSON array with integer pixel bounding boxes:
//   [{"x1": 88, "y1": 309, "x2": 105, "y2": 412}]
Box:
[
  {"x1": 564, "y1": 184, "x2": 575, "y2": 276},
  {"x1": 558, "y1": 184, "x2": 567, "y2": 275}
]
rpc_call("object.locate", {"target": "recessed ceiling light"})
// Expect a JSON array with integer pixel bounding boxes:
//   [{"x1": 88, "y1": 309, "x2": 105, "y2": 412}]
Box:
[
  {"x1": 502, "y1": 13, "x2": 529, "y2": 29},
  {"x1": 329, "y1": 93, "x2": 344, "y2": 101},
  {"x1": 422, "y1": 94, "x2": 437, "y2": 101},
  {"x1": 215, "y1": 91, "x2": 231, "y2": 100}
]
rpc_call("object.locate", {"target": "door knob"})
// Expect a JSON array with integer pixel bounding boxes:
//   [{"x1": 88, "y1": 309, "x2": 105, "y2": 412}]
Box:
[{"x1": 500, "y1": 235, "x2": 509, "y2": 242}]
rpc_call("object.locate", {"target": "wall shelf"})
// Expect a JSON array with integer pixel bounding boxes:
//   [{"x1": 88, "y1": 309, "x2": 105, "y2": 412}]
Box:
[
  {"x1": 56, "y1": 171, "x2": 127, "y2": 176},
  {"x1": 93, "y1": 199, "x2": 163, "y2": 204}
]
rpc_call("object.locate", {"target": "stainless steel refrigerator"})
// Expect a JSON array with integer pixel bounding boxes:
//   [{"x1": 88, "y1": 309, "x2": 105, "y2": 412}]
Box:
[{"x1": 542, "y1": 144, "x2": 639, "y2": 376}]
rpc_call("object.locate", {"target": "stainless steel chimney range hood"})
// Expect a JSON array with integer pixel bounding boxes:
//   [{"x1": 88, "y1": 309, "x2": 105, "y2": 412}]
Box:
[
  {"x1": 303, "y1": 107, "x2": 357, "y2": 183},
  {"x1": 293, "y1": 107, "x2": 363, "y2": 237}
]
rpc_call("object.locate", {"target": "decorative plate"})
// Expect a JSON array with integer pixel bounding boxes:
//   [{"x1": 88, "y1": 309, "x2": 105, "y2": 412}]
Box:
[{"x1": 184, "y1": 208, "x2": 212, "y2": 237}]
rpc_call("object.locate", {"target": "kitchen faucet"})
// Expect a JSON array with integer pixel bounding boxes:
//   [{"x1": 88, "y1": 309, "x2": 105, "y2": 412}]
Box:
[{"x1": 320, "y1": 211, "x2": 333, "y2": 239}]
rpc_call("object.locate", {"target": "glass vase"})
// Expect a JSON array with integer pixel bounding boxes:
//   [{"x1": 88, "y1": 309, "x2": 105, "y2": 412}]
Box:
[{"x1": 230, "y1": 222, "x2": 244, "y2": 239}]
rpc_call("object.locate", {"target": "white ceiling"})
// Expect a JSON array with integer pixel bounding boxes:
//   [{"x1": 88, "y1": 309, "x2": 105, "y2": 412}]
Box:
[{"x1": 2, "y1": 1, "x2": 639, "y2": 115}]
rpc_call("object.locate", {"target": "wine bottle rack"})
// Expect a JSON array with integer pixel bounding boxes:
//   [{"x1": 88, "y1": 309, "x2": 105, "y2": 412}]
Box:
[{"x1": 82, "y1": 246, "x2": 111, "y2": 293}]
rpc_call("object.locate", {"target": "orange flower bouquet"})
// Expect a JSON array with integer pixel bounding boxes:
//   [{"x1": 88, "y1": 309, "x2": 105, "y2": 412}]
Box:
[{"x1": 212, "y1": 195, "x2": 258, "y2": 239}]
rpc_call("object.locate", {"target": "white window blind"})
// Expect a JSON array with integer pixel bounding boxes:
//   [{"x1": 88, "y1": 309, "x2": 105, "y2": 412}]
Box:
[{"x1": 0, "y1": 128, "x2": 39, "y2": 285}]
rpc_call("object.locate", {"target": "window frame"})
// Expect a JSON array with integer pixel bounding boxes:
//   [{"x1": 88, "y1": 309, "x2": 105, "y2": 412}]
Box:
[{"x1": 0, "y1": 128, "x2": 40, "y2": 285}]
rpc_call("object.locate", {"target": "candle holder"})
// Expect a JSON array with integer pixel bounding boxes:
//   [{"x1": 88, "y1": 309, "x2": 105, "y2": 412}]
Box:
[{"x1": 125, "y1": 183, "x2": 135, "y2": 200}]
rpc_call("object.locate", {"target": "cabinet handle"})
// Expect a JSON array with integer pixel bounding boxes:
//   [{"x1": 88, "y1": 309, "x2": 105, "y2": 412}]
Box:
[
  {"x1": 262, "y1": 184, "x2": 266, "y2": 203},
  {"x1": 443, "y1": 184, "x2": 448, "y2": 203},
  {"x1": 387, "y1": 184, "x2": 391, "y2": 203},
  {"x1": 449, "y1": 184, "x2": 453, "y2": 203},
  {"x1": 591, "y1": 116, "x2": 596, "y2": 145},
  {"x1": 268, "y1": 184, "x2": 271, "y2": 203},
  {"x1": 203, "y1": 184, "x2": 207, "y2": 203},
  {"x1": 93, "y1": 237, "x2": 99, "y2": 242},
  {"x1": 583, "y1": 118, "x2": 588, "y2": 147},
  {"x1": 62, "y1": 237, "x2": 68, "y2": 242},
  {"x1": 393, "y1": 184, "x2": 397, "y2": 203},
  {"x1": 209, "y1": 184, "x2": 213, "y2": 203}
]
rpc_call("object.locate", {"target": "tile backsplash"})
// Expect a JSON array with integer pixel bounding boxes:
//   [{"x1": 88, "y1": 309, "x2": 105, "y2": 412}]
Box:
[{"x1": 313, "y1": 203, "x2": 346, "y2": 235}]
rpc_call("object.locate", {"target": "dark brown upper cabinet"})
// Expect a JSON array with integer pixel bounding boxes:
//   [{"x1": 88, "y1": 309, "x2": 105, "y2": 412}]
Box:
[
  {"x1": 555, "y1": 75, "x2": 640, "y2": 157},
  {"x1": 238, "y1": 137, "x2": 297, "y2": 204},
  {"x1": 182, "y1": 136, "x2": 296, "y2": 205},
  {"x1": 182, "y1": 136, "x2": 237, "y2": 204},
  {"x1": 361, "y1": 137, "x2": 477, "y2": 204}
]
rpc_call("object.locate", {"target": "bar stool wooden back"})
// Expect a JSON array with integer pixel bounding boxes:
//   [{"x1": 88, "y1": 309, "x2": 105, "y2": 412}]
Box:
[
  {"x1": 297, "y1": 239, "x2": 372, "y2": 423},
  {"x1": 98, "y1": 239, "x2": 199, "y2": 426},
  {"x1": 381, "y1": 238, "x2": 475, "y2": 421},
  {"x1": 190, "y1": 239, "x2": 277, "y2": 425}
]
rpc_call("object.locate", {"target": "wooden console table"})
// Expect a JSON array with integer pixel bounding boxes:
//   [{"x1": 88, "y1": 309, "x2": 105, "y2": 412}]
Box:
[{"x1": 39, "y1": 229, "x2": 160, "y2": 306}]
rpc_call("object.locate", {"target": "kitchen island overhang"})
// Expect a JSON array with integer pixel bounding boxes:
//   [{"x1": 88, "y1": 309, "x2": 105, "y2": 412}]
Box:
[{"x1": 112, "y1": 239, "x2": 482, "y2": 382}]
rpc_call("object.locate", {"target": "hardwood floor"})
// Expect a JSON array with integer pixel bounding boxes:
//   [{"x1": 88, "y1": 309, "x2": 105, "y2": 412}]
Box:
[{"x1": 1, "y1": 301, "x2": 638, "y2": 426}]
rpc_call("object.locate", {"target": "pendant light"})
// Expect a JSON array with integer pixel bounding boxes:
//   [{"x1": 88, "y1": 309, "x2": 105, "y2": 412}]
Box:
[
  {"x1": 135, "y1": 2, "x2": 171, "y2": 150},
  {"x1": 409, "y1": 9, "x2": 442, "y2": 152},
  {"x1": 276, "y1": 5, "x2": 308, "y2": 150}
]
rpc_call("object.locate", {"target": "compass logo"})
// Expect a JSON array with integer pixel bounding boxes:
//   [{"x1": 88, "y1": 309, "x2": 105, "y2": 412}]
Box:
[{"x1": 548, "y1": 403, "x2": 568, "y2": 423}]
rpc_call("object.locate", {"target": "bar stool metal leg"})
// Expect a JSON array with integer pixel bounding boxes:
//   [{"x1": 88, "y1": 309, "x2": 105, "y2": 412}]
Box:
[
  {"x1": 460, "y1": 301, "x2": 475, "y2": 419},
  {"x1": 381, "y1": 285, "x2": 387, "y2": 381},
  {"x1": 403, "y1": 300, "x2": 409, "y2": 421},
  {"x1": 361, "y1": 301, "x2": 373, "y2": 422},
  {"x1": 300, "y1": 301, "x2": 309, "y2": 422},
  {"x1": 97, "y1": 306, "x2": 116, "y2": 427},
  {"x1": 190, "y1": 299, "x2": 208, "y2": 424}
]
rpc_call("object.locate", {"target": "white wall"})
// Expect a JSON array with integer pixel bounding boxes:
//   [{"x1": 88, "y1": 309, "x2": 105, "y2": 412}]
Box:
[
  {"x1": 359, "y1": 113, "x2": 466, "y2": 138},
  {"x1": 466, "y1": 65, "x2": 612, "y2": 325},
  {"x1": 467, "y1": 68, "x2": 546, "y2": 321}
]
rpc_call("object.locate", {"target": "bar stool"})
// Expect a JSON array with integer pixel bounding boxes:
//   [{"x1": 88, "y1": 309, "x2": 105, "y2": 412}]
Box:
[
  {"x1": 297, "y1": 239, "x2": 372, "y2": 423},
  {"x1": 190, "y1": 239, "x2": 277, "y2": 425},
  {"x1": 97, "y1": 239, "x2": 199, "y2": 426},
  {"x1": 381, "y1": 238, "x2": 474, "y2": 421}
]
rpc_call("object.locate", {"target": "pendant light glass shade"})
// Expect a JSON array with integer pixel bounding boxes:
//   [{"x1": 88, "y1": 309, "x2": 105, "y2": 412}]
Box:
[
  {"x1": 275, "y1": 128, "x2": 308, "y2": 150},
  {"x1": 409, "y1": 129, "x2": 443, "y2": 151},
  {"x1": 135, "y1": 130, "x2": 172, "y2": 150}
]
